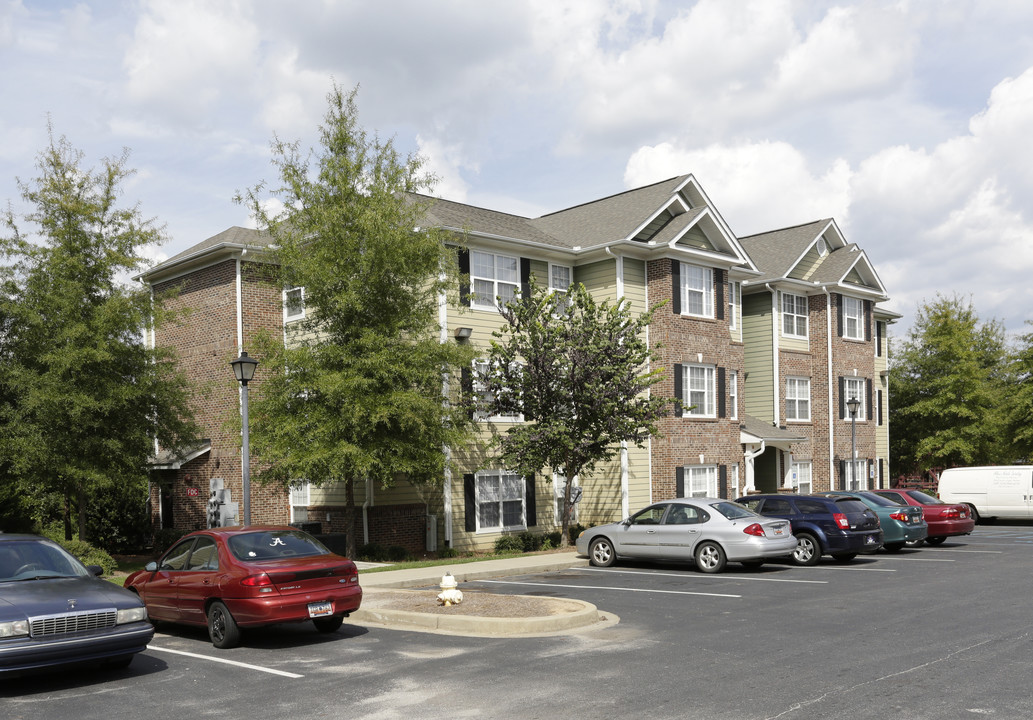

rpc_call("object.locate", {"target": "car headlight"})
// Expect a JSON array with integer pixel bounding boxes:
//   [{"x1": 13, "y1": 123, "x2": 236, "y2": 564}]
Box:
[
  {"x1": 0, "y1": 619, "x2": 29, "y2": 638},
  {"x1": 117, "y1": 607, "x2": 148, "y2": 624},
  {"x1": 577, "y1": 530, "x2": 585, "y2": 539}
]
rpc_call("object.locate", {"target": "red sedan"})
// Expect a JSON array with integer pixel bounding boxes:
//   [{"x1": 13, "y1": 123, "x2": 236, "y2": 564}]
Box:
[
  {"x1": 124, "y1": 526, "x2": 362, "y2": 648},
  {"x1": 871, "y1": 489, "x2": 975, "y2": 545}
]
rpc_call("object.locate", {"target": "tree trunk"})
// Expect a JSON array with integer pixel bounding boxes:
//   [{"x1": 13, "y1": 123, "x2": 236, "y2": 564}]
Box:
[
  {"x1": 77, "y1": 484, "x2": 88, "y2": 542},
  {"x1": 344, "y1": 475, "x2": 357, "y2": 559},
  {"x1": 63, "y1": 493, "x2": 73, "y2": 541}
]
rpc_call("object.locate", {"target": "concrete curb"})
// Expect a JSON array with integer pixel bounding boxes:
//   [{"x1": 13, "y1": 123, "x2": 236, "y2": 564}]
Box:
[{"x1": 351, "y1": 593, "x2": 610, "y2": 637}]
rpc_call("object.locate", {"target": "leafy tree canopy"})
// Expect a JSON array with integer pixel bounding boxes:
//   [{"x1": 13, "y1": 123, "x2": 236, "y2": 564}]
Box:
[
  {"x1": 481, "y1": 278, "x2": 668, "y2": 545},
  {"x1": 0, "y1": 127, "x2": 200, "y2": 541}
]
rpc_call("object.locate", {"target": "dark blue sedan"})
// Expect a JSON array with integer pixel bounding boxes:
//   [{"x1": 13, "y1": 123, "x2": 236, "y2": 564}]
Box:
[{"x1": 0, "y1": 534, "x2": 154, "y2": 675}]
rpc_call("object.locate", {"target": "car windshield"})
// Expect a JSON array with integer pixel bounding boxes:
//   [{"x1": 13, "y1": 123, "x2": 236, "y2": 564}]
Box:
[
  {"x1": 711, "y1": 501, "x2": 758, "y2": 520},
  {"x1": 858, "y1": 491, "x2": 900, "y2": 507},
  {"x1": 908, "y1": 490, "x2": 943, "y2": 504},
  {"x1": 228, "y1": 530, "x2": 332, "y2": 561},
  {"x1": 0, "y1": 540, "x2": 89, "y2": 582}
]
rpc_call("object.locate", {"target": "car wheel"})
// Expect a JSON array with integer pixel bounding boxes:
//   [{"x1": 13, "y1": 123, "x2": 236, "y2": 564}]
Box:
[
  {"x1": 966, "y1": 504, "x2": 980, "y2": 523},
  {"x1": 694, "y1": 541, "x2": 726, "y2": 574},
  {"x1": 313, "y1": 615, "x2": 345, "y2": 633},
  {"x1": 831, "y1": 553, "x2": 856, "y2": 562},
  {"x1": 589, "y1": 537, "x2": 616, "y2": 568},
  {"x1": 207, "y1": 601, "x2": 242, "y2": 649},
  {"x1": 925, "y1": 536, "x2": 947, "y2": 545},
  {"x1": 884, "y1": 542, "x2": 904, "y2": 553},
  {"x1": 792, "y1": 533, "x2": 821, "y2": 566}
]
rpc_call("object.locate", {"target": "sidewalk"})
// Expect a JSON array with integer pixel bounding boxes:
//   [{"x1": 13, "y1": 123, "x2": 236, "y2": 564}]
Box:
[{"x1": 350, "y1": 551, "x2": 614, "y2": 637}]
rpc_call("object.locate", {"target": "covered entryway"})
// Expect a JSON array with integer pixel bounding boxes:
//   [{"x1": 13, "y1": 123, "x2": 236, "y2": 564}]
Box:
[{"x1": 740, "y1": 415, "x2": 804, "y2": 494}]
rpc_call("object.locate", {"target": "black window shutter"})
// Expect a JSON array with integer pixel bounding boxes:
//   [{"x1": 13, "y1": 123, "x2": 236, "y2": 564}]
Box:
[
  {"x1": 877, "y1": 390, "x2": 884, "y2": 426},
  {"x1": 525, "y1": 474, "x2": 537, "y2": 527},
  {"x1": 837, "y1": 294, "x2": 844, "y2": 337},
  {"x1": 671, "y1": 259, "x2": 681, "y2": 314},
  {"x1": 458, "y1": 249, "x2": 471, "y2": 307},
  {"x1": 719, "y1": 465, "x2": 728, "y2": 499},
  {"x1": 864, "y1": 301, "x2": 872, "y2": 342},
  {"x1": 876, "y1": 321, "x2": 883, "y2": 356},
  {"x1": 838, "y1": 461, "x2": 846, "y2": 491},
  {"x1": 866, "y1": 379, "x2": 873, "y2": 421},
  {"x1": 879, "y1": 458, "x2": 885, "y2": 486},
  {"x1": 464, "y1": 474, "x2": 476, "y2": 532},
  {"x1": 461, "y1": 366, "x2": 474, "y2": 419},
  {"x1": 520, "y1": 257, "x2": 531, "y2": 302},
  {"x1": 717, "y1": 366, "x2": 726, "y2": 418},
  {"x1": 676, "y1": 467, "x2": 685, "y2": 497},
  {"x1": 838, "y1": 377, "x2": 845, "y2": 419},
  {"x1": 673, "y1": 363, "x2": 684, "y2": 416},
  {"x1": 715, "y1": 269, "x2": 725, "y2": 320}
]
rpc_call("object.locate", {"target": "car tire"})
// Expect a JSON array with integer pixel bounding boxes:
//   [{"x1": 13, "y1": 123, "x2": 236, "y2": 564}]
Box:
[
  {"x1": 884, "y1": 542, "x2": 905, "y2": 553},
  {"x1": 925, "y1": 536, "x2": 947, "y2": 545},
  {"x1": 207, "y1": 601, "x2": 242, "y2": 649},
  {"x1": 792, "y1": 533, "x2": 821, "y2": 566},
  {"x1": 694, "y1": 541, "x2": 726, "y2": 574},
  {"x1": 966, "y1": 504, "x2": 980, "y2": 523},
  {"x1": 831, "y1": 553, "x2": 856, "y2": 562},
  {"x1": 589, "y1": 537, "x2": 616, "y2": 568},
  {"x1": 313, "y1": 615, "x2": 345, "y2": 633}
]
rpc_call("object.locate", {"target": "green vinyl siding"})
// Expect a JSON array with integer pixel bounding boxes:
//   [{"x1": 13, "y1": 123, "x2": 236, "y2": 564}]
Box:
[
  {"x1": 678, "y1": 225, "x2": 713, "y2": 251},
  {"x1": 622, "y1": 258, "x2": 647, "y2": 314},
  {"x1": 743, "y1": 292, "x2": 775, "y2": 423},
  {"x1": 575, "y1": 259, "x2": 617, "y2": 303},
  {"x1": 790, "y1": 246, "x2": 822, "y2": 280}
]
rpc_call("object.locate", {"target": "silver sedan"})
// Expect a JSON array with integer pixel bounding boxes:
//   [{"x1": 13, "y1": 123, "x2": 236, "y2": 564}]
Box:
[{"x1": 575, "y1": 497, "x2": 798, "y2": 573}]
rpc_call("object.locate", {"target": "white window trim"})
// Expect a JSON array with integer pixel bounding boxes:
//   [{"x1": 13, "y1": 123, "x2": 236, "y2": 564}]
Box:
[
  {"x1": 844, "y1": 459, "x2": 867, "y2": 491},
  {"x1": 679, "y1": 262, "x2": 714, "y2": 318},
  {"x1": 781, "y1": 292, "x2": 808, "y2": 339},
  {"x1": 549, "y1": 263, "x2": 572, "y2": 294},
  {"x1": 474, "y1": 359, "x2": 524, "y2": 423},
  {"x1": 684, "y1": 465, "x2": 718, "y2": 497},
  {"x1": 284, "y1": 287, "x2": 305, "y2": 322},
  {"x1": 729, "y1": 280, "x2": 741, "y2": 331},
  {"x1": 470, "y1": 250, "x2": 520, "y2": 311},
  {"x1": 843, "y1": 296, "x2": 864, "y2": 340},
  {"x1": 843, "y1": 378, "x2": 866, "y2": 421},
  {"x1": 786, "y1": 376, "x2": 811, "y2": 422},
  {"x1": 475, "y1": 469, "x2": 526, "y2": 532},
  {"x1": 729, "y1": 370, "x2": 738, "y2": 421},
  {"x1": 791, "y1": 462, "x2": 812, "y2": 494},
  {"x1": 683, "y1": 364, "x2": 716, "y2": 418}
]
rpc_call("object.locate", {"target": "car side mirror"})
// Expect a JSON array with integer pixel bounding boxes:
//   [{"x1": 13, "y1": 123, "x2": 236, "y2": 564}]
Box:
[
  {"x1": 621, "y1": 518, "x2": 632, "y2": 527},
  {"x1": 145, "y1": 561, "x2": 158, "y2": 572},
  {"x1": 86, "y1": 565, "x2": 103, "y2": 577}
]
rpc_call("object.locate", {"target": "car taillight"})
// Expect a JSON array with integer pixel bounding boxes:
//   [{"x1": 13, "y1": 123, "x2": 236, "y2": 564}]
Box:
[
  {"x1": 833, "y1": 513, "x2": 850, "y2": 529},
  {"x1": 240, "y1": 573, "x2": 273, "y2": 587},
  {"x1": 889, "y1": 511, "x2": 907, "y2": 521},
  {"x1": 743, "y1": 523, "x2": 766, "y2": 537},
  {"x1": 943, "y1": 508, "x2": 961, "y2": 519}
]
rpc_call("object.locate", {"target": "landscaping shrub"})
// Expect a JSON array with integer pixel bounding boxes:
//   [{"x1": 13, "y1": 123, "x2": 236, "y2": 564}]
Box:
[
  {"x1": 357, "y1": 543, "x2": 388, "y2": 562},
  {"x1": 493, "y1": 535, "x2": 524, "y2": 553},
  {"x1": 386, "y1": 545, "x2": 413, "y2": 562},
  {"x1": 153, "y1": 528, "x2": 188, "y2": 554},
  {"x1": 57, "y1": 538, "x2": 117, "y2": 575}
]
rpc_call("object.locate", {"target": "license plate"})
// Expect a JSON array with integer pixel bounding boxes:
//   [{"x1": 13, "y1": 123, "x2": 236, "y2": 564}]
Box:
[
  {"x1": 772, "y1": 525, "x2": 786, "y2": 536},
  {"x1": 865, "y1": 535, "x2": 877, "y2": 545},
  {"x1": 308, "y1": 601, "x2": 333, "y2": 618}
]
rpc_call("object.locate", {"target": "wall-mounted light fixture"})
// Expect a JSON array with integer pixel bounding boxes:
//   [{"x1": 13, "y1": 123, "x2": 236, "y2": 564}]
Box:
[{"x1": 454, "y1": 327, "x2": 473, "y2": 340}]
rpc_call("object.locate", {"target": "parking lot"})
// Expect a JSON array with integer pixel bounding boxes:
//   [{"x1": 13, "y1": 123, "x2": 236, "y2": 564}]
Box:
[{"x1": 4, "y1": 523, "x2": 1033, "y2": 720}]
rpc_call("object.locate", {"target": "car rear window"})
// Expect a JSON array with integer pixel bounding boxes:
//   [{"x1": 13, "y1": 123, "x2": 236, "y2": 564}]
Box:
[
  {"x1": 908, "y1": 490, "x2": 943, "y2": 504},
  {"x1": 833, "y1": 499, "x2": 870, "y2": 514},
  {"x1": 712, "y1": 501, "x2": 759, "y2": 520},
  {"x1": 859, "y1": 491, "x2": 900, "y2": 507},
  {"x1": 796, "y1": 499, "x2": 831, "y2": 515},
  {"x1": 228, "y1": 530, "x2": 332, "y2": 561}
]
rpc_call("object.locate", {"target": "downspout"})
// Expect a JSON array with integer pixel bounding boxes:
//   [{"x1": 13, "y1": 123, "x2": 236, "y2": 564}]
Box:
[
  {"x1": 822, "y1": 287, "x2": 835, "y2": 487},
  {"x1": 764, "y1": 284, "x2": 780, "y2": 425},
  {"x1": 438, "y1": 268, "x2": 453, "y2": 547},
  {"x1": 606, "y1": 247, "x2": 631, "y2": 518}
]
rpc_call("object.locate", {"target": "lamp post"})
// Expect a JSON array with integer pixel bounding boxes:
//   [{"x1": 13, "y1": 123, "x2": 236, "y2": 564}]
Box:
[
  {"x1": 231, "y1": 351, "x2": 259, "y2": 526},
  {"x1": 846, "y1": 395, "x2": 861, "y2": 490}
]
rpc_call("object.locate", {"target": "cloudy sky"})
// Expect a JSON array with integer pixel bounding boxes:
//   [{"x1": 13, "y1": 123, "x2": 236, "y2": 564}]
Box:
[{"x1": 3, "y1": 0, "x2": 1033, "y2": 338}]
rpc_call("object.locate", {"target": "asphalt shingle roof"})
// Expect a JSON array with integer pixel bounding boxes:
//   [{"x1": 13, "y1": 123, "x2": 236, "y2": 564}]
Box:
[{"x1": 738, "y1": 220, "x2": 829, "y2": 282}]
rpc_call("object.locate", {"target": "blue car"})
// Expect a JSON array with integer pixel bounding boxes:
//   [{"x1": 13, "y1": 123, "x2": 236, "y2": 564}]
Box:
[
  {"x1": 816, "y1": 491, "x2": 927, "y2": 552},
  {"x1": 735, "y1": 494, "x2": 883, "y2": 565},
  {"x1": 0, "y1": 534, "x2": 154, "y2": 675}
]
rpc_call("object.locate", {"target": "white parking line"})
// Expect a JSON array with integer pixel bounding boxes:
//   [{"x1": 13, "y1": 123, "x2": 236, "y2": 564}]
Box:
[
  {"x1": 925, "y1": 549, "x2": 1002, "y2": 554},
  {"x1": 148, "y1": 645, "x2": 304, "y2": 678},
  {"x1": 867, "y1": 556, "x2": 956, "y2": 562},
  {"x1": 580, "y1": 567, "x2": 829, "y2": 584},
  {"x1": 808, "y1": 565, "x2": 897, "y2": 572},
  {"x1": 479, "y1": 579, "x2": 742, "y2": 599}
]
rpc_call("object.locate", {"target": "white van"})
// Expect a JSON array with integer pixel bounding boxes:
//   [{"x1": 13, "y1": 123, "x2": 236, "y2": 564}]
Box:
[{"x1": 938, "y1": 466, "x2": 1033, "y2": 522}]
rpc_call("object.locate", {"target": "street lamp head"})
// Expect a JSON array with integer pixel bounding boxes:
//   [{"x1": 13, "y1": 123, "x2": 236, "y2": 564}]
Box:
[
  {"x1": 846, "y1": 395, "x2": 861, "y2": 418},
  {"x1": 231, "y1": 351, "x2": 259, "y2": 386}
]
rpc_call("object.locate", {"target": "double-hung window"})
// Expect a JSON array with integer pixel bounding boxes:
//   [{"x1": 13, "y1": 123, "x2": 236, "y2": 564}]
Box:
[
  {"x1": 791, "y1": 462, "x2": 812, "y2": 494},
  {"x1": 729, "y1": 280, "x2": 741, "y2": 331},
  {"x1": 284, "y1": 287, "x2": 305, "y2": 321},
  {"x1": 685, "y1": 466, "x2": 718, "y2": 497},
  {"x1": 471, "y1": 250, "x2": 519, "y2": 309},
  {"x1": 473, "y1": 360, "x2": 523, "y2": 422},
  {"x1": 786, "y1": 377, "x2": 811, "y2": 422},
  {"x1": 550, "y1": 263, "x2": 572, "y2": 313},
  {"x1": 842, "y1": 377, "x2": 866, "y2": 420},
  {"x1": 782, "y1": 293, "x2": 808, "y2": 338},
  {"x1": 476, "y1": 470, "x2": 525, "y2": 531},
  {"x1": 683, "y1": 364, "x2": 715, "y2": 418},
  {"x1": 553, "y1": 473, "x2": 578, "y2": 525},
  {"x1": 844, "y1": 459, "x2": 867, "y2": 491},
  {"x1": 729, "y1": 370, "x2": 738, "y2": 421},
  {"x1": 843, "y1": 296, "x2": 864, "y2": 340},
  {"x1": 680, "y1": 263, "x2": 713, "y2": 318}
]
